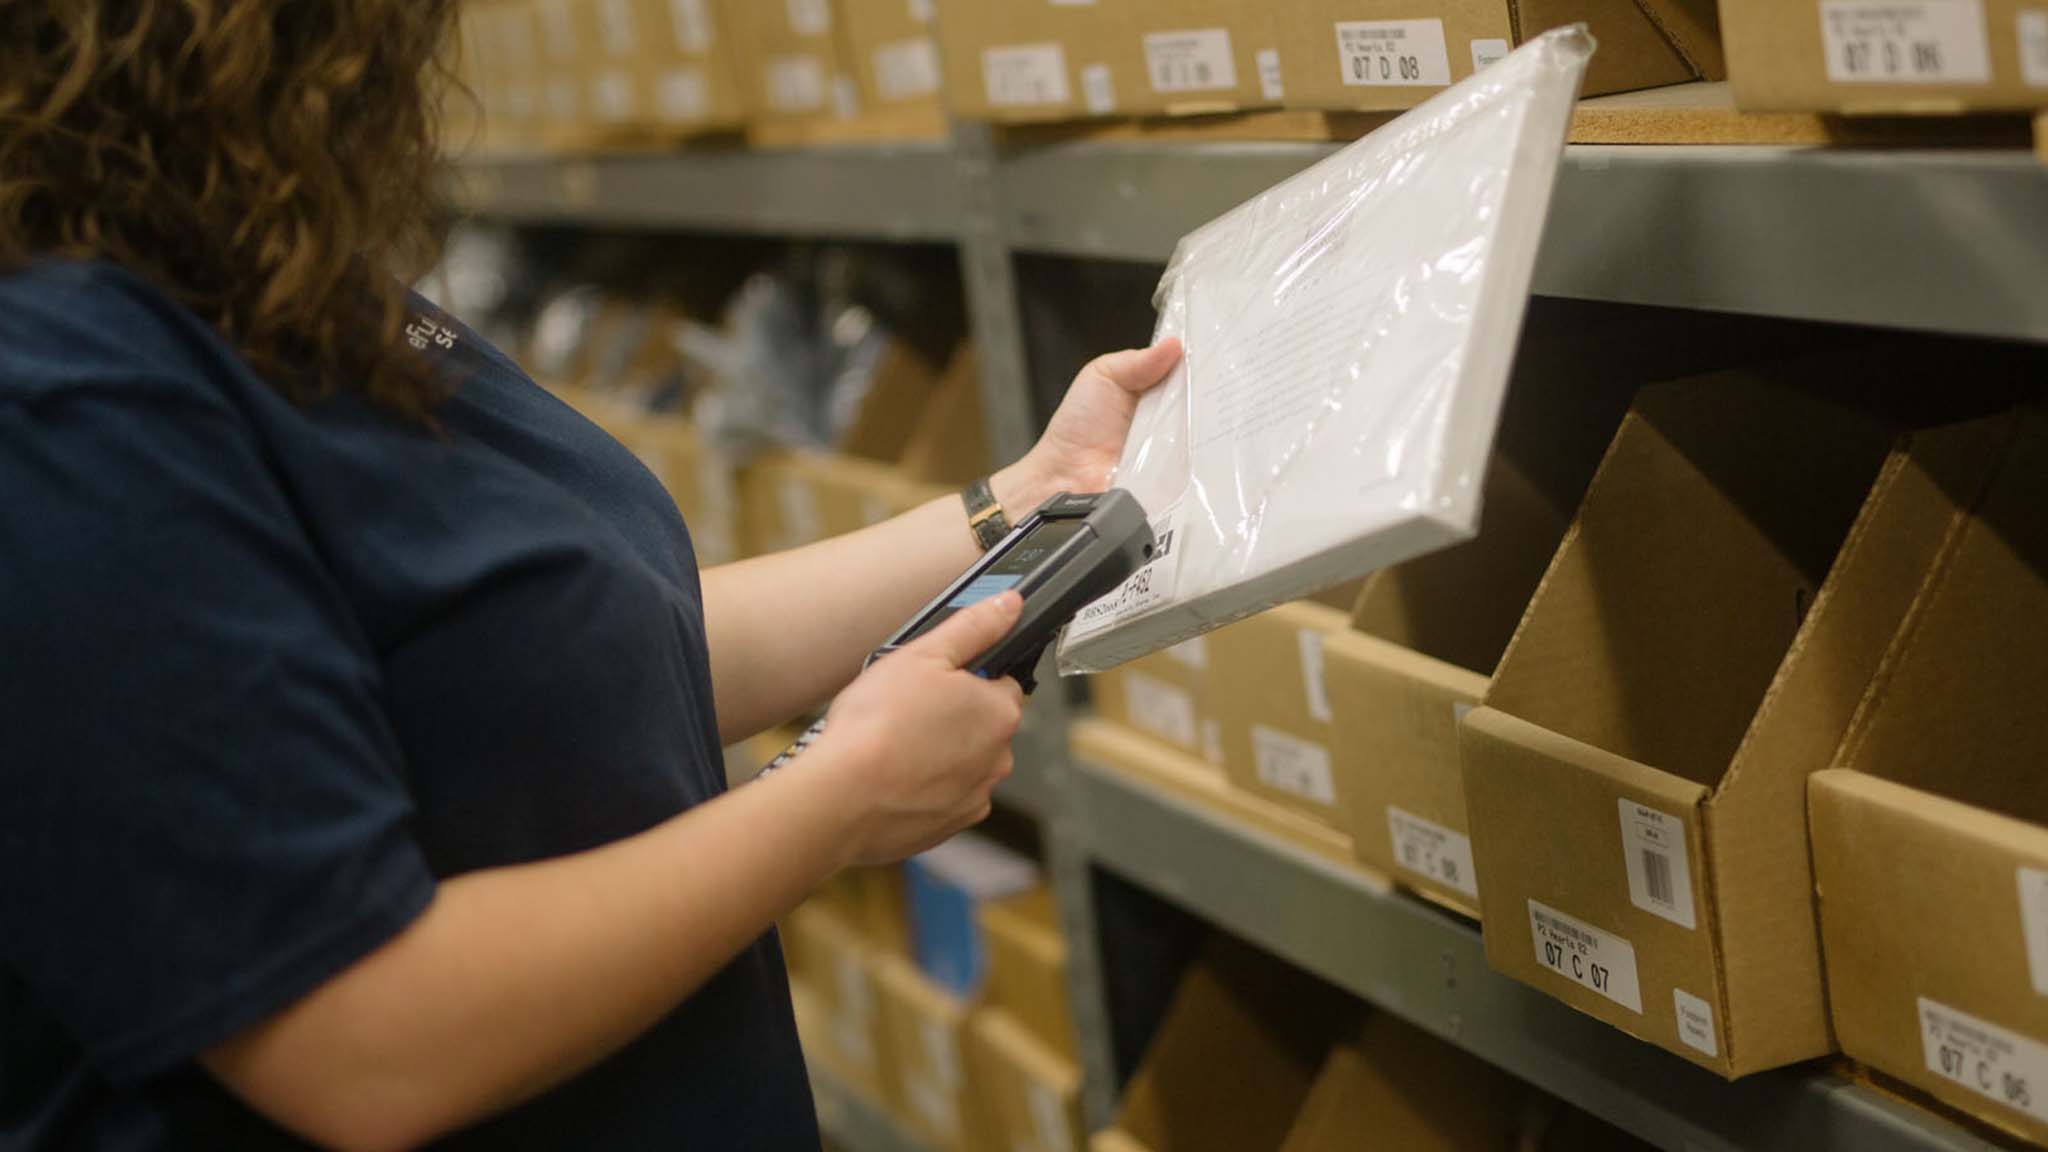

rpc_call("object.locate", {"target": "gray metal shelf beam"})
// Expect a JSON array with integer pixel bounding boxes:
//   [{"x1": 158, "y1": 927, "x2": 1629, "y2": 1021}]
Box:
[
  {"x1": 994, "y1": 142, "x2": 2048, "y2": 346},
  {"x1": 444, "y1": 146, "x2": 964, "y2": 241},
  {"x1": 1064, "y1": 753, "x2": 2000, "y2": 1152}
]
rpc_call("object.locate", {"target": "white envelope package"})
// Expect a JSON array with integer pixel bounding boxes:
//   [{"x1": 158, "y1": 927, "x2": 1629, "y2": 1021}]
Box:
[{"x1": 1059, "y1": 27, "x2": 1595, "y2": 674}]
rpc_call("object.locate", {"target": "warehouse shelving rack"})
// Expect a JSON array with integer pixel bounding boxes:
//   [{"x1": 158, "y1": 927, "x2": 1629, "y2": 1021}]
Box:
[{"x1": 445, "y1": 130, "x2": 2048, "y2": 1152}]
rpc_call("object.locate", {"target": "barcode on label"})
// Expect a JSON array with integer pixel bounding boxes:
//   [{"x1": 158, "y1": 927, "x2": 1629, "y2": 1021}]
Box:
[
  {"x1": 1334, "y1": 19, "x2": 1452, "y2": 87},
  {"x1": 1619, "y1": 799, "x2": 1697, "y2": 929},
  {"x1": 1257, "y1": 48, "x2": 1285, "y2": 100},
  {"x1": 1820, "y1": 0, "x2": 1992, "y2": 83},
  {"x1": 1081, "y1": 63, "x2": 1116, "y2": 113}
]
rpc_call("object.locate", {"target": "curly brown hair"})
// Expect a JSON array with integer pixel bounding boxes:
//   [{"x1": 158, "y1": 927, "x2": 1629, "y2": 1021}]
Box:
[{"x1": 0, "y1": 1, "x2": 460, "y2": 422}]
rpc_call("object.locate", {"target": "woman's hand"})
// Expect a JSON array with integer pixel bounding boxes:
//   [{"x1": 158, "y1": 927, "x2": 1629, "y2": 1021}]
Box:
[
  {"x1": 812, "y1": 592, "x2": 1027, "y2": 866},
  {"x1": 994, "y1": 339, "x2": 1184, "y2": 515}
]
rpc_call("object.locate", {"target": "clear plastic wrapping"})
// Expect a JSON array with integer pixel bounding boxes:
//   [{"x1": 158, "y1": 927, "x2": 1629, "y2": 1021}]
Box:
[{"x1": 1059, "y1": 27, "x2": 1595, "y2": 674}]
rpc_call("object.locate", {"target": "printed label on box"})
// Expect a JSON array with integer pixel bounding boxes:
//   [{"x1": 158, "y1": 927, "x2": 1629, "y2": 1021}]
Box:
[
  {"x1": 1674, "y1": 988, "x2": 1718, "y2": 1057},
  {"x1": 778, "y1": 474, "x2": 823, "y2": 547},
  {"x1": 1619, "y1": 799, "x2": 1697, "y2": 930},
  {"x1": 876, "y1": 37, "x2": 942, "y2": 101},
  {"x1": 1820, "y1": 0, "x2": 1991, "y2": 84},
  {"x1": 656, "y1": 69, "x2": 709, "y2": 122},
  {"x1": 1528, "y1": 900, "x2": 1642, "y2": 1012},
  {"x1": 2018, "y1": 866, "x2": 2048, "y2": 996},
  {"x1": 591, "y1": 71, "x2": 634, "y2": 122},
  {"x1": 1257, "y1": 48, "x2": 1285, "y2": 100},
  {"x1": 671, "y1": 0, "x2": 713, "y2": 54},
  {"x1": 1201, "y1": 717, "x2": 1223, "y2": 766},
  {"x1": 1386, "y1": 807, "x2": 1479, "y2": 899},
  {"x1": 1166, "y1": 634, "x2": 1209, "y2": 671},
  {"x1": 2021, "y1": 11, "x2": 2048, "y2": 85},
  {"x1": 598, "y1": 0, "x2": 637, "y2": 56},
  {"x1": 1335, "y1": 19, "x2": 1452, "y2": 87},
  {"x1": 767, "y1": 54, "x2": 827, "y2": 112},
  {"x1": 1028, "y1": 1079, "x2": 1075, "y2": 1152},
  {"x1": 1070, "y1": 511, "x2": 1179, "y2": 637},
  {"x1": 1251, "y1": 725, "x2": 1336, "y2": 807},
  {"x1": 1919, "y1": 997, "x2": 2048, "y2": 1124},
  {"x1": 833, "y1": 74, "x2": 861, "y2": 119},
  {"x1": 1471, "y1": 38, "x2": 1511, "y2": 71},
  {"x1": 537, "y1": 0, "x2": 578, "y2": 61},
  {"x1": 1145, "y1": 29, "x2": 1238, "y2": 93},
  {"x1": 909, "y1": 0, "x2": 935, "y2": 24},
  {"x1": 984, "y1": 43, "x2": 1071, "y2": 107},
  {"x1": 787, "y1": 0, "x2": 832, "y2": 38},
  {"x1": 1296, "y1": 628, "x2": 1332, "y2": 723},
  {"x1": 1122, "y1": 673, "x2": 1198, "y2": 749},
  {"x1": 1082, "y1": 63, "x2": 1116, "y2": 113}
]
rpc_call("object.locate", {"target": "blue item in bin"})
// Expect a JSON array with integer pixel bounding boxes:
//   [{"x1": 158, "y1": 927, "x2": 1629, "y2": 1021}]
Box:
[{"x1": 905, "y1": 833, "x2": 1040, "y2": 998}]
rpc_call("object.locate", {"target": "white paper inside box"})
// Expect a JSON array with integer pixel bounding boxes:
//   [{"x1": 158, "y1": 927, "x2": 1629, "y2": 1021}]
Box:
[{"x1": 1056, "y1": 29, "x2": 1594, "y2": 675}]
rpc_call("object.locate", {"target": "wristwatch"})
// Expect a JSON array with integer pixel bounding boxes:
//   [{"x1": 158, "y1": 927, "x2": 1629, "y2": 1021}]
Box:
[{"x1": 962, "y1": 477, "x2": 1011, "y2": 552}]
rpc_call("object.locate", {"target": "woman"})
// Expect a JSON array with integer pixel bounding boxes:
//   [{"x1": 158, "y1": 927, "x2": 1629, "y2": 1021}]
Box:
[{"x1": 0, "y1": 5, "x2": 1179, "y2": 1150}]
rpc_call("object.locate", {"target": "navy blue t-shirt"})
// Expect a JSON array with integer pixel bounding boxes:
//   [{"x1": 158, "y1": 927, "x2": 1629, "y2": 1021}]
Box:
[{"x1": 0, "y1": 261, "x2": 818, "y2": 1150}]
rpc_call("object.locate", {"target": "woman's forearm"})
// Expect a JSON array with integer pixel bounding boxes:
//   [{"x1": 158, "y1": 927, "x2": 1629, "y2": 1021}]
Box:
[
  {"x1": 701, "y1": 463, "x2": 1052, "y2": 744},
  {"x1": 202, "y1": 760, "x2": 864, "y2": 1152}
]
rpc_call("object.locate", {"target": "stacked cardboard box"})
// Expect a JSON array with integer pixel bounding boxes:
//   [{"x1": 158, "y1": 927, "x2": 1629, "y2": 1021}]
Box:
[
  {"x1": 970, "y1": 887, "x2": 1085, "y2": 1152},
  {"x1": 786, "y1": 900, "x2": 901, "y2": 1106}
]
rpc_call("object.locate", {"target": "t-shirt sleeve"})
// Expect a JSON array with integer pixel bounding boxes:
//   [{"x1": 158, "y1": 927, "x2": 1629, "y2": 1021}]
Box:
[{"x1": 0, "y1": 381, "x2": 437, "y2": 1083}]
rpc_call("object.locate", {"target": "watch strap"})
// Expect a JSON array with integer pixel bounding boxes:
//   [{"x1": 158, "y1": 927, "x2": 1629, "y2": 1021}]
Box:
[{"x1": 962, "y1": 477, "x2": 1010, "y2": 552}]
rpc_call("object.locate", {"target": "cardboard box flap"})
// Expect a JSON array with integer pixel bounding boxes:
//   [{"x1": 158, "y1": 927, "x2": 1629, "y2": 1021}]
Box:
[
  {"x1": 1280, "y1": 1016, "x2": 1531, "y2": 1152},
  {"x1": 1350, "y1": 454, "x2": 1575, "y2": 676},
  {"x1": 898, "y1": 345, "x2": 990, "y2": 486},
  {"x1": 1465, "y1": 706, "x2": 1712, "y2": 815},
  {"x1": 1836, "y1": 409, "x2": 2048, "y2": 823},
  {"x1": 1515, "y1": 0, "x2": 1713, "y2": 92},
  {"x1": 1705, "y1": 416, "x2": 2017, "y2": 1070},
  {"x1": 1485, "y1": 370, "x2": 1894, "y2": 788}
]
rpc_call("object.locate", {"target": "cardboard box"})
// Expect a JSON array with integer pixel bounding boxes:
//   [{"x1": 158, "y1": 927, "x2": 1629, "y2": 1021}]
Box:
[
  {"x1": 1209, "y1": 600, "x2": 1359, "y2": 828},
  {"x1": 723, "y1": 0, "x2": 853, "y2": 122},
  {"x1": 1461, "y1": 367, "x2": 1934, "y2": 1076},
  {"x1": 970, "y1": 1008, "x2": 1086, "y2": 1152},
  {"x1": 898, "y1": 345, "x2": 993, "y2": 487},
  {"x1": 822, "y1": 864, "x2": 914, "y2": 957},
  {"x1": 839, "y1": 339, "x2": 950, "y2": 464},
  {"x1": 787, "y1": 901, "x2": 899, "y2": 1105},
  {"x1": 1090, "y1": 635, "x2": 1221, "y2": 763},
  {"x1": 1324, "y1": 456, "x2": 1574, "y2": 919},
  {"x1": 1722, "y1": 0, "x2": 2048, "y2": 114},
  {"x1": 933, "y1": 0, "x2": 1148, "y2": 121},
  {"x1": 874, "y1": 953, "x2": 995, "y2": 1152},
  {"x1": 978, "y1": 887, "x2": 1076, "y2": 1061},
  {"x1": 908, "y1": 833, "x2": 1042, "y2": 997},
  {"x1": 1122, "y1": 2, "x2": 1284, "y2": 115},
  {"x1": 840, "y1": 0, "x2": 945, "y2": 111},
  {"x1": 1272, "y1": 0, "x2": 1723, "y2": 111},
  {"x1": 1096, "y1": 943, "x2": 1347, "y2": 1152},
  {"x1": 1809, "y1": 409, "x2": 2048, "y2": 1144},
  {"x1": 1281, "y1": 1014, "x2": 1532, "y2": 1152}
]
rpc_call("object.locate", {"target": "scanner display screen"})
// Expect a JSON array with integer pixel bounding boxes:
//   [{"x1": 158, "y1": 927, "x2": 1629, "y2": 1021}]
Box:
[{"x1": 902, "y1": 519, "x2": 1089, "y2": 641}]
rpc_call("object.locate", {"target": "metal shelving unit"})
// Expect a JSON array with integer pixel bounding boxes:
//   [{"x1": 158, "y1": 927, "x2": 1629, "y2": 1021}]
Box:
[{"x1": 447, "y1": 132, "x2": 2048, "y2": 1152}]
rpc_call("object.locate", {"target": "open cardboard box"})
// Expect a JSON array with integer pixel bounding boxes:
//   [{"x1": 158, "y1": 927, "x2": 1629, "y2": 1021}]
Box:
[
  {"x1": 971, "y1": 1007, "x2": 1087, "y2": 1152},
  {"x1": 1093, "y1": 942, "x2": 1350, "y2": 1152},
  {"x1": 786, "y1": 900, "x2": 900, "y2": 1108},
  {"x1": 1271, "y1": 0, "x2": 1722, "y2": 112},
  {"x1": 1461, "y1": 364, "x2": 1934, "y2": 1076},
  {"x1": 980, "y1": 887, "x2": 1078, "y2": 1062},
  {"x1": 874, "y1": 953, "x2": 996, "y2": 1152},
  {"x1": 1809, "y1": 408, "x2": 2048, "y2": 1144}
]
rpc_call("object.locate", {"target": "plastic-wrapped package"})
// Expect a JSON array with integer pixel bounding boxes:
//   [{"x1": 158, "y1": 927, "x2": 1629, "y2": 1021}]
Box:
[{"x1": 1059, "y1": 27, "x2": 1594, "y2": 674}]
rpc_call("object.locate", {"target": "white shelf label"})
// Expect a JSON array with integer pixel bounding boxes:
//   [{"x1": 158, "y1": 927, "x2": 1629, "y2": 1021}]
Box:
[
  {"x1": 1081, "y1": 63, "x2": 1117, "y2": 114},
  {"x1": 1919, "y1": 997, "x2": 2048, "y2": 1124},
  {"x1": 656, "y1": 69, "x2": 708, "y2": 123},
  {"x1": 787, "y1": 0, "x2": 832, "y2": 38},
  {"x1": 1335, "y1": 19, "x2": 1452, "y2": 87},
  {"x1": 1145, "y1": 28, "x2": 1238, "y2": 93},
  {"x1": 1386, "y1": 807, "x2": 1479, "y2": 899},
  {"x1": 1471, "y1": 38, "x2": 1511, "y2": 71},
  {"x1": 1675, "y1": 988, "x2": 1719, "y2": 1057},
  {"x1": 1252, "y1": 725, "x2": 1336, "y2": 807},
  {"x1": 598, "y1": 0, "x2": 637, "y2": 56},
  {"x1": 1122, "y1": 673, "x2": 1198, "y2": 749},
  {"x1": 766, "y1": 54, "x2": 827, "y2": 112},
  {"x1": 1166, "y1": 634, "x2": 1208, "y2": 671},
  {"x1": 1297, "y1": 629, "x2": 1333, "y2": 723},
  {"x1": 2019, "y1": 866, "x2": 2048, "y2": 995},
  {"x1": 876, "y1": 37, "x2": 942, "y2": 101},
  {"x1": 1619, "y1": 799, "x2": 1697, "y2": 930},
  {"x1": 984, "y1": 43, "x2": 1071, "y2": 107},
  {"x1": 1529, "y1": 900, "x2": 1642, "y2": 1012},
  {"x1": 2021, "y1": 10, "x2": 2048, "y2": 86},
  {"x1": 591, "y1": 71, "x2": 634, "y2": 123},
  {"x1": 671, "y1": 0, "x2": 713, "y2": 55},
  {"x1": 1820, "y1": 0, "x2": 1991, "y2": 84},
  {"x1": 1257, "y1": 48, "x2": 1285, "y2": 100}
]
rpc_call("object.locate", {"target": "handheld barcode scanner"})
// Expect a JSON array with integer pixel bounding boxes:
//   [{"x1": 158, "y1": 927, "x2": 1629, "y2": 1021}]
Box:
[{"x1": 763, "y1": 489, "x2": 1152, "y2": 773}]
